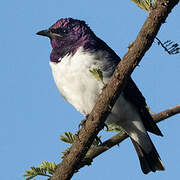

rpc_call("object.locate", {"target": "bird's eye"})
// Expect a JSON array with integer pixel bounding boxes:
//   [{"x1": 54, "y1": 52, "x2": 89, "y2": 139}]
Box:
[
  {"x1": 50, "y1": 29, "x2": 58, "y2": 33},
  {"x1": 50, "y1": 28, "x2": 68, "y2": 35},
  {"x1": 62, "y1": 29, "x2": 68, "y2": 33}
]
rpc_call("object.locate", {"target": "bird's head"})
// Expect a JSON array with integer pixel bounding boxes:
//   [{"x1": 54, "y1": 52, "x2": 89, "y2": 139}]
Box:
[{"x1": 37, "y1": 18, "x2": 95, "y2": 62}]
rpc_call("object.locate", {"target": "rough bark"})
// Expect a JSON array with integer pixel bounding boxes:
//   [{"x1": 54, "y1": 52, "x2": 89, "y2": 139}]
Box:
[{"x1": 51, "y1": 1, "x2": 179, "y2": 179}]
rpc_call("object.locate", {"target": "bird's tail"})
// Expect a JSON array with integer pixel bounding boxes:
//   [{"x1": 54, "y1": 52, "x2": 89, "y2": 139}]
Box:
[{"x1": 130, "y1": 138, "x2": 165, "y2": 174}]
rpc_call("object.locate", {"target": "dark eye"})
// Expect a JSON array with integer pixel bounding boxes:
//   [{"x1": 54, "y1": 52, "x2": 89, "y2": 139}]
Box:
[
  {"x1": 62, "y1": 29, "x2": 68, "y2": 33},
  {"x1": 50, "y1": 28, "x2": 68, "y2": 34},
  {"x1": 50, "y1": 28, "x2": 58, "y2": 33}
]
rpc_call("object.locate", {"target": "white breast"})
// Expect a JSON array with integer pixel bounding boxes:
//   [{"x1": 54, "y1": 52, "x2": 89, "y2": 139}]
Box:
[{"x1": 49, "y1": 47, "x2": 105, "y2": 114}]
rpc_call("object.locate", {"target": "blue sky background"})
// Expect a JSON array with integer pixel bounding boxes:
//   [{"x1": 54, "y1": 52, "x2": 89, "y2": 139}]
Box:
[{"x1": 0, "y1": 1, "x2": 180, "y2": 180}]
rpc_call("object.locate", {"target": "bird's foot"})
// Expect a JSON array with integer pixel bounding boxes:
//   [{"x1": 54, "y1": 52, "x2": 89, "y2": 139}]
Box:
[{"x1": 78, "y1": 114, "x2": 89, "y2": 129}]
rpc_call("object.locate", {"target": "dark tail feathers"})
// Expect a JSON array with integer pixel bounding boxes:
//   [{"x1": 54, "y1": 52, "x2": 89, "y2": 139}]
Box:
[{"x1": 131, "y1": 138, "x2": 165, "y2": 174}]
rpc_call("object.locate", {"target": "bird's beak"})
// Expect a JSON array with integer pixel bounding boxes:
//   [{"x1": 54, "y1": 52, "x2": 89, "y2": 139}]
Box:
[
  {"x1": 36, "y1": 29, "x2": 51, "y2": 38},
  {"x1": 36, "y1": 29, "x2": 62, "y2": 38}
]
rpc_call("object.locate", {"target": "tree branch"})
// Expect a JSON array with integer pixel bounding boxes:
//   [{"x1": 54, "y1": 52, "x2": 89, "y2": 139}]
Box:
[
  {"x1": 51, "y1": 1, "x2": 179, "y2": 179},
  {"x1": 78, "y1": 104, "x2": 180, "y2": 168},
  {"x1": 152, "y1": 105, "x2": 180, "y2": 123}
]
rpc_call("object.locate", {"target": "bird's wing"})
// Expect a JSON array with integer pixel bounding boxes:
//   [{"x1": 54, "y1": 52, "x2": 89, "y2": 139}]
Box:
[
  {"x1": 123, "y1": 77, "x2": 163, "y2": 136},
  {"x1": 95, "y1": 37, "x2": 163, "y2": 136}
]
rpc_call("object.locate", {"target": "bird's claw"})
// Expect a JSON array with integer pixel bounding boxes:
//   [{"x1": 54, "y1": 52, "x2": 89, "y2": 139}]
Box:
[{"x1": 78, "y1": 114, "x2": 89, "y2": 129}]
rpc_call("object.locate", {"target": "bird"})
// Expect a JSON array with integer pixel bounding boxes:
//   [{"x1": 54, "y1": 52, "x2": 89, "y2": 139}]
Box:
[{"x1": 37, "y1": 18, "x2": 165, "y2": 174}]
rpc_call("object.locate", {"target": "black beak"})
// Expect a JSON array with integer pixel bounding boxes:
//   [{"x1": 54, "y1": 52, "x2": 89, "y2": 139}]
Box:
[{"x1": 36, "y1": 29, "x2": 51, "y2": 38}]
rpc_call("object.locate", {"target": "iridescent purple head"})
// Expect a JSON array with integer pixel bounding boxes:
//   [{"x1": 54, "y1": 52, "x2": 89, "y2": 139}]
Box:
[{"x1": 37, "y1": 18, "x2": 96, "y2": 62}]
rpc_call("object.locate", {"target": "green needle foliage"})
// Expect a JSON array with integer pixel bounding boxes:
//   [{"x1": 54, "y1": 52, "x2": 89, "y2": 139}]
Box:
[
  {"x1": 60, "y1": 132, "x2": 75, "y2": 144},
  {"x1": 24, "y1": 161, "x2": 57, "y2": 180},
  {"x1": 60, "y1": 132, "x2": 102, "y2": 158},
  {"x1": 89, "y1": 68, "x2": 104, "y2": 85},
  {"x1": 60, "y1": 132, "x2": 101, "y2": 146},
  {"x1": 130, "y1": 0, "x2": 158, "y2": 12}
]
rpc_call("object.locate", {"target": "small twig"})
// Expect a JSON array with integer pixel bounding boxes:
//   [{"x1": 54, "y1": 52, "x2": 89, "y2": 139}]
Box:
[
  {"x1": 152, "y1": 104, "x2": 180, "y2": 123},
  {"x1": 155, "y1": 37, "x2": 180, "y2": 55}
]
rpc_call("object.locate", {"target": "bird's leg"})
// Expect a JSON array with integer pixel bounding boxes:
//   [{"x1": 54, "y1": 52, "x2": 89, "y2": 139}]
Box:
[
  {"x1": 78, "y1": 114, "x2": 103, "y2": 145},
  {"x1": 78, "y1": 114, "x2": 89, "y2": 129},
  {"x1": 76, "y1": 114, "x2": 89, "y2": 140}
]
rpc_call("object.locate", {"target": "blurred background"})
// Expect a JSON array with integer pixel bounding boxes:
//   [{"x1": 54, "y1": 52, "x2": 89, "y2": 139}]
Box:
[{"x1": 0, "y1": 1, "x2": 179, "y2": 179}]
